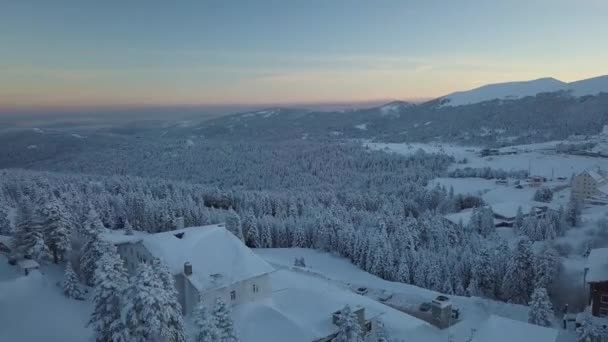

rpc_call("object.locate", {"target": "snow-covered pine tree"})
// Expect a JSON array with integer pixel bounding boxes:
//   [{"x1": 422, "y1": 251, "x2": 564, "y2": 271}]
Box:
[
  {"x1": 396, "y1": 256, "x2": 411, "y2": 284},
  {"x1": 242, "y1": 208, "x2": 260, "y2": 248},
  {"x1": 566, "y1": 196, "x2": 582, "y2": 227},
  {"x1": 513, "y1": 206, "x2": 524, "y2": 233},
  {"x1": 528, "y1": 287, "x2": 554, "y2": 327},
  {"x1": 471, "y1": 248, "x2": 496, "y2": 298},
  {"x1": 13, "y1": 200, "x2": 46, "y2": 260},
  {"x1": 89, "y1": 246, "x2": 129, "y2": 342},
  {"x1": 292, "y1": 222, "x2": 307, "y2": 248},
  {"x1": 535, "y1": 246, "x2": 560, "y2": 292},
  {"x1": 124, "y1": 218, "x2": 134, "y2": 235},
  {"x1": 151, "y1": 258, "x2": 186, "y2": 342},
  {"x1": 501, "y1": 237, "x2": 535, "y2": 304},
  {"x1": 0, "y1": 205, "x2": 11, "y2": 234},
  {"x1": 212, "y1": 298, "x2": 239, "y2": 342},
  {"x1": 192, "y1": 298, "x2": 220, "y2": 342},
  {"x1": 62, "y1": 260, "x2": 85, "y2": 300},
  {"x1": 334, "y1": 305, "x2": 363, "y2": 342},
  {"x1": 82, "y1": 207, "x2": 105, "y2": 239},
  {"x1": 80, "y1": 236, "x2": 112, "y2": 286},
  {"x1": 225, "y1": 209, "x2": 244, "y2": 241},
  {"x1": 124, "y1": 262, "x2": 169, "y2": 342},
  {"x1": 40, "y1": 197, "x2": 72, "y2": 263}
]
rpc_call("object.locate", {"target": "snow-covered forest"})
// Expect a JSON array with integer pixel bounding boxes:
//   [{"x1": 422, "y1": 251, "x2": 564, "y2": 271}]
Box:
[{"x1": 0, "y1": 139, "x2": 580, "y2": 312}]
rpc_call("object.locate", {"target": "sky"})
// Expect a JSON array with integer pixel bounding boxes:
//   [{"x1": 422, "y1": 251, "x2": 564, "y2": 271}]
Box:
[{"x1": 1, "y1": 0, "x2": 607, "y2": 110}]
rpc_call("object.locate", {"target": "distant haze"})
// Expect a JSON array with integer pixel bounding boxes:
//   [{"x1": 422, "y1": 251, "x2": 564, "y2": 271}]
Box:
[{"x1": 1, "y1": 1, "x2": 607, "y2": 109}]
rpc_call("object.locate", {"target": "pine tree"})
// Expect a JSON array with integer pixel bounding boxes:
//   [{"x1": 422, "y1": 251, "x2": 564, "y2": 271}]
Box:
[
  {"x1": 89, "y1": 246, "x2": 129, "y2": 342},
  {"x1": 13, "y1": 201, "x2": 46, "y2": 260},
  {"x1": 193, "y1": 298, "x2": 220, "y2": 342},
  {"x1": 212, "y1": 298, "x2": 239, "y2": 342},
  {"x1": 124, "y1": 262, "x2": 170, "y2": 342},
  {"x1": 501, "y1": 238, "x2": 535, "y2": 304},
  {"x1": 566, "y1": 196, "x2": 582, "y2": 227},
  {"x1": 62, "y1": 261, "x2": 85, "y2": 300},
  {"x1": 124, "y1": 218, "x2": 134, "y2": 235},
  {"x1": 40, "y1": 198, "x2": 72, "y2": 263},
  {"x1": 225, "y1": 209, "x2": 244, "y2": 241},
  {"x1": 514, "y1": 206, "x2": 524, "y2": 233},
  {"x1": 82, "y1": 208, "x2": 105, "y2": 239},
  {"x1": 81, "y1": 236, "x2": 112, "y2": 286},
  {"x1": 151, "y1": 258, "x2": 186, "y2": 342},
  {"x1": 334, "y1": 305, "x2": 363, "y2": 342},
  {"x1": 471, "y1": 248, "x2": 496, "y2": 298},
  {"x1": 535, "y1": 246, "x2": 560, "y2": 292},
  {"x1": 292, "y1": 222, "x2": 307, "y2": 248},
  {"x1": 528, "y1": 287, "x2": 554, "y2": 327},
  {"x1": 0, "y1": 205, "x2": 11, "y2": 234},
  {"x1": 242, "y1": 209, "x2": 260, "y2": 248}
]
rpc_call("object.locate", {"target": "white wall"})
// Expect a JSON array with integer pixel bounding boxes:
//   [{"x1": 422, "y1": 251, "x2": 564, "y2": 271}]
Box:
[{"x1": 192, "y1": 273, "x2": 272, "y2": 315}]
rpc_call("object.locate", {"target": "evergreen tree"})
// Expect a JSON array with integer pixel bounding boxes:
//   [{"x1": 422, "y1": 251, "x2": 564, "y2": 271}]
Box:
[
  {"x1": 514, "y1": 206, "x2": 525, "y2": 233},
  {"x1": 151, "y1": 258, "x2": 186, "y2": 342},
  {"x1": 212, "y1": 298, "x2": 239, "y2": 342},
  {"x1": 292, "y1": 222, "x2": 307, "y2": 248},
  {"x1": 242, "y1": 209, "x2": 259, "y2": 248},
  {"x1": 13, "y1": 201, "x2": 46, "y2": 260},
  {"x1": 82, "y1": 208, "x2": 105, "y2": 239},
  {"x1": 124, "y1": 218, "x2": 134, "y2": 235},
  {"x1": 528, "y1": 287, "x2": 554, "y2": 327},
  {"x1": 334, "y1": 305, "x2": 363, "y2": 342},
  {"x1": 471, "y1": 248, "x2": 496, "y2": 298},
  {"x1": 81, "y1": 236, "x2": 112, "y2": 286},
  {"x1": 124, "y1": 262, "x2": 170, "y2": 342},
  {"x1": 501, "y1": 238, "x2": 535, "y2": 304},
  {"x1": 40, "y1": 198, "x2": 72, "y2": 263},
  {"x1": 0, "y1": 206, "x2": 11, "y2": 234},
  {"x1": 535, "y1": 246, "x2": 561, "y2": 292},
  {"x1": 89, "y1": 246, "x2": 129, "y2": 342},
  {"x1": 566, "y1": 196, "x2": 582, "y2": 227},
  {"x1": 225, "y1": 209, "x2": 244, "y2": 241},
  {"x1": 62, "y1": 261, "x2": 85, "y2": 300},
  {"x1": 193, "y1": 298, "x2": 220, "y2": 342}
]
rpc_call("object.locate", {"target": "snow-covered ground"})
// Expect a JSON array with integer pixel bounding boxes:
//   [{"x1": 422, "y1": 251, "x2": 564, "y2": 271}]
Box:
[{"x1": 0, "y1": 256, "x2": 93, "y2": 342}]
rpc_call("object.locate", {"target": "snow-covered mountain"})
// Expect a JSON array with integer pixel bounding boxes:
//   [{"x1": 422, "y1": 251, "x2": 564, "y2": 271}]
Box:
[
  {"x1": 439, "y1": 77, "x2": 567, "y2": 107},
  {"x1": 568, "y1": 75, "x2": 608, "y2": 96},
  {"x1": 439, "y1": 75, "x2": 608, "y2": 107}
]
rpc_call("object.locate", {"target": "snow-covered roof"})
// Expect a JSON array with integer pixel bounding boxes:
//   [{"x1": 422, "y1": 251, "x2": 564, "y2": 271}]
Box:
[
  {"x1": 598, "y1": 184, "x2": 608, "y2": 196},
  {"x1": 586, "y1": 248, "x2": 608, "y2": 283},
  {"x1": 473, "y1": 315, "x2": 558, "y2": 342},
  {"x1": 233, "y1": 269, "x2": 428, "y2": 342},
  {"x1": 444, "y1": 209, "x2": 474, "y2": 226},
  {"x1": 17, "y1": 259, "x2": 40, "y2": 269},
  {"x1": 491, "y1": 201, "x2": 532, "y2": 219},
  {"x1": 587, "y1": 170, "x2": 607, "y2": 183},
  {"x1": 100, "y1": 230, "x2": 146, "y2": 245},
  {"x1": 140, "y1": 225, "x2": 273, "y2": 291}
]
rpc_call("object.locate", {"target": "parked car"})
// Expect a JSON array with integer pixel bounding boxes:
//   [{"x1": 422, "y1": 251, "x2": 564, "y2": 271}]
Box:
[{"x1": 354, "y1": 286, "x2": 368, "y2": 295}]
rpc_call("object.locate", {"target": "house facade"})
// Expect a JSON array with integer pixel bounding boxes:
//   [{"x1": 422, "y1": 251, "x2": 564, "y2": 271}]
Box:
[
  {"x1": 585, "y1": 248, "x2": 608, "y2": 317},
  {"x1": 572, "y1": 170, "x2": 608, "y2": 204},
  {"x1": 106, "y1": 224, "x2": 274, "y2": 316}
]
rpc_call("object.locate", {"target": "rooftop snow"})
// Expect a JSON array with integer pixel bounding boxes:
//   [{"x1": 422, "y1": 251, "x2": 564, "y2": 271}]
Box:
[
  {"x1": 444, "y1": 209, "x2": 474, "y2": 226},
  {"x1": 586, "y1": 248, "x2": 608, "y2": 283},
  {"x1": 473, "y1": 315, "x2": 558, "y2": 342},
  {"x1": 587, "y1": 170, "x2": 607, "y2": 183},
  {"x1": 124, "y1": 225, "x2": 274, "y2": 291},
  {"x1": 491, "y1": 201, "x2": 534, "y2": 219},
  {"x1": 234, "y1": 269, "x2": 428, "y2": 342}
]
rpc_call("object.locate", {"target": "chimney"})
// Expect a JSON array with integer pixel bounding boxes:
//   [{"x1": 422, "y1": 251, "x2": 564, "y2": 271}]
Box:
[{"x1": 184, "y1": 262, "x2": 192, "y2": 276}]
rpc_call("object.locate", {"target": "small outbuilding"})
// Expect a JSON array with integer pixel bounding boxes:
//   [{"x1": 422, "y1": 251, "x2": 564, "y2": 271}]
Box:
[{"x1": 17, "y1": 259, "x2": 40, "y2": 276}]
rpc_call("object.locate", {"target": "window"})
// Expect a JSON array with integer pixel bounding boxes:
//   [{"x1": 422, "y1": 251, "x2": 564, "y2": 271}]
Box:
[
  {"x1": 600, "y1": 308, "x2": 608, "y2": 317},
  {"x1": 252, "y1": 284, "x2": 259, "y2": 293},
  {"x1": 601, "y1": 295, "x2": 608, "y2": 304},
  {"x1": 230, "y1": 291, "x2": 236, "y2": 301}
]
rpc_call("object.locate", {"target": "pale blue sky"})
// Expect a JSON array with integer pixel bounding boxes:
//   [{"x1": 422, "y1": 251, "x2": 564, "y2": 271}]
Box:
[{"x1": 1, "y1": 0, "x2": 606, "y2": 108}]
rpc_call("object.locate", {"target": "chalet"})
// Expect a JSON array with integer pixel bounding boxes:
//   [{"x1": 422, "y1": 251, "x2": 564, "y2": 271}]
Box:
[
  {"x1": 103, "y1": 224, "x2": 274, "y2": 316},
  {"x1": 585, "y1": 248, "x2": 608, "y2": 317},
  {"x1": 572, "y1": 170, "x2": 608, "y2": 205},
  {"x1": 472, "y1": 315, "x2": 558, "y2": 342}
]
